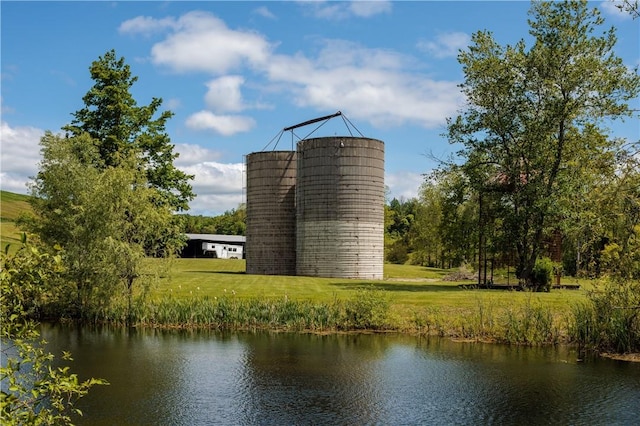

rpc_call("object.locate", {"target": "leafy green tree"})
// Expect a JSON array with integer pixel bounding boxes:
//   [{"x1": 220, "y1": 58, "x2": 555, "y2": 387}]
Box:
[
  {"x1": 385, "y1": 198, "x2": 419, "y2": 264},
  {"x1": 413, "y1": 175, "x2": 450, "y2": 267},
  {"x1": 64, "y1": 49, "x2": 195, "y2": 212},
  {"x1": 587, "y1": 143, "x2": 640, "y2": 279},
  {"x1": 410, "y1": 185, "x2": 443, "y2": 267},
  {"x1": 1, "y1": 236, "x2": 107, "y2": 425},
  {"x1": 178, "y1": 205, "x2": 247, "y2": 236},
  {"x1": 437, "y1": 168, "x2": 479, "y2": 269},
  {"x1": 209, "y1": 205, "x2": 247, "y2": 235},
  {"x1": 417, "y1": 167, "x2": 480, "y2": 269},
  {"x1": 447, "y1": 0, "x2": 640, "y2": 288},
  {"x1": 386, "y1": 198, "x2": 418, "y2": 238},
  {"x1": 25, "y1": 132, "x2": 179, "y2": 318}
]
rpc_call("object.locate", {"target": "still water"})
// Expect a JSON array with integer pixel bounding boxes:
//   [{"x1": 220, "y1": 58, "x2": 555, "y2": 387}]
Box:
[{"x1": 41, "y1": 324, "x2": 639, "y2": 425}]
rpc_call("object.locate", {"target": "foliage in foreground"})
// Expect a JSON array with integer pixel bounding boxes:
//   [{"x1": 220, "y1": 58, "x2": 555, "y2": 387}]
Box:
[
  {"x1": 1, "y1": 239, "x2": 107, "y2": 425},
  {"x1": 22, "y1": 132, "x2": 177, "y2": 319}
]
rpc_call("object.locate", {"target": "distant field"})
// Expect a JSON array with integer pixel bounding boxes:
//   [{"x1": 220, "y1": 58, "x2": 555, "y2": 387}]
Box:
[
  {"x1": 0, "y1": 190, "x2": 31, "y2": 216},
  {"x1": 1, "y1": 190, "x2": 32, "y2": 251}
]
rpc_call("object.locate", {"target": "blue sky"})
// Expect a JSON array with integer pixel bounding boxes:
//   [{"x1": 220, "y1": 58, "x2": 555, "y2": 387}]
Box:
[{"x1": 1, "y1": 1, "x2": 638, "y2": 216}]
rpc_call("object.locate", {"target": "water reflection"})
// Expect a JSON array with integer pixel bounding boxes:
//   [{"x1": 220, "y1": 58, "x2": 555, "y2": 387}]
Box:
[
  {"x1": 40, "y1": 325, "x2": 640, "y2": 425},
  {"x1": 240, "y1": 333, "x2": 390, "y2": 424}
]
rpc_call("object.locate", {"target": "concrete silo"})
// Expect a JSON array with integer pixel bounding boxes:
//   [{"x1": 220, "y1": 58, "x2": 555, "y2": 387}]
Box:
[
  {"x1": 245, "y1": 151, "x2": 297, "y2": 275},
  {"x1": 296, "y1": 137, "x2": 385, "y2": 279}
]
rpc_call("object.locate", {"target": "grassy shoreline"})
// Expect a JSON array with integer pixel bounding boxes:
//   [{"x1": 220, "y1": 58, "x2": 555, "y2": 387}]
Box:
[{"x1": 111, "y1": 258, "x2": 588, "y2": 346}]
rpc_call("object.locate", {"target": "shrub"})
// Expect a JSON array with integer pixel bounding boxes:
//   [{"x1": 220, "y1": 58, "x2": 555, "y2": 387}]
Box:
[
  {"x1": 344, "y1": 287, "x2": 391, "y2": 329},
  {"x1": 532, "y1": 256, "x2": 554, "y2": 292},
  {"x1": 386, "y1": 240, "x2": 409, "y2": 264}
]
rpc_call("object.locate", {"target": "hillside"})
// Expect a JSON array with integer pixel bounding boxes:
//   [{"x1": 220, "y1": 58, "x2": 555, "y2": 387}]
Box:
[
  {"x1": 1, "y1": 190, "x2": 31, "y2": 220},
  {"x1": 1, "y1": 190, "x2": 32, "y2": 250}
]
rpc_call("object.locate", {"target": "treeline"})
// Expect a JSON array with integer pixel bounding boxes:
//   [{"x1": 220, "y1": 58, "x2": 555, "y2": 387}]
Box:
[
  {"x1": 385, "y1": 187, "x2": 476, "y2": 270},
  {"x1": 177, "y1": 205, "x2": 246, "y2": 236},
  {"x1": 384, "y1": 148, "x2": 640, "y2": 284}
]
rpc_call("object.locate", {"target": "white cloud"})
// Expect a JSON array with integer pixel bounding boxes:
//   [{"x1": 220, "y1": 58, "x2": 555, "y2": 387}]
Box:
[
  {"x1": 173, "y1": 143, "x2": 222, "y2": 167},
  {"x1": 147, "y1": 11, "x2": 273, "y2": 73},
  {"x1": 180, "y1": 161, "x2": 245, "y2": 214},
  {"x1": 185, "y1": 111, "x2": 256, "y2": 135},
  {"x1": 189, "y1": 193, "x2": 245, "y2": 215},
  {"x1": 302, "y1": 0, "x2": 392, "y2": 20},
  {"x1": 253, "y1": 6, "x2": 276, "y2": 20},
  {"x1": 0, "y1": 173, "x2": 32, "y2": 194},
  {"x1": 349, "y1": 1, "x2": 392, "y2": 18},
  {"x1": 385, "y1": 170, "x2": 424, "y2": 201},
  {"x1": 265, "y1": 40, "x2": 462, "y2": 128},
  {"x1": 204, "y1": 76, "x2": 246, "y2": 113},
  {"x1": 164, "y1": 98, "x2": 182, "y2": 111},
  {"x1": 417, "y1": 32, "x2": 470, "y2": 59},
  {"x1": 315, "y1": 39, "x2": 409, "y2": 70},
  {"x1": 127, "y1": 11, "x2": 463, "y2": 130},
  {"x1": 304, "y1": 2, "x2": 348, "y2": 20},
  {"x1": 181, "y1": 161, "x2": 244, "y2": 195},
  {"x1": 118, "y1": 16, "x2": 177, "y2": 35},
  {"x1": 0, "y1": 121, "x2": 44, "y2": 194}
]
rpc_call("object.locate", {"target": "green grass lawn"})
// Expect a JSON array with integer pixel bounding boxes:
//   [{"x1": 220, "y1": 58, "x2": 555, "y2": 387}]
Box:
[
  {"x1": 158, "y1": 258, "x2": 464, "y2": 301},
  {"x1": 156, "y1": 258, "x2": 588, "y2": 323}
]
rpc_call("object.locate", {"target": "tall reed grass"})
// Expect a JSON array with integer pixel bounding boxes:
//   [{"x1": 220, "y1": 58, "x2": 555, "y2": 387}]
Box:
[
  {"x1": 410, "y1": 294, "x2": 562, "y2": 345},
  {"x1": 569, "y1": 279, "x2": 640, "y2": 354},
  {"x1": 94, "y1": 288, "x2": 568, "y2": 345},
  {"x1": 96, "y1": 286, "x2": 391, "y2": 332},
  {"x1": 501, "y1": 295, "x2": 560, "y2": 344}
]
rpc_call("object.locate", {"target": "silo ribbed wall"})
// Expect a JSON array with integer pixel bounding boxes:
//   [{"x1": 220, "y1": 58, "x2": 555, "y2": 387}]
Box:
[
  {"x1": 296, "y1": 137, "x2": 385, "y2": 279},
  {"x1": 246, "y1": 151, "x2": 297, "y2": 275}
]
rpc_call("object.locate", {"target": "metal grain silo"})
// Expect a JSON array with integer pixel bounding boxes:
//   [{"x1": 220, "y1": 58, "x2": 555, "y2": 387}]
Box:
[
  {"x1": 296, "y1": 137, "x2": 385, "y2": 279},
  {"x1": 245, "y1": 151, "x2": 297, "y2": 275}
]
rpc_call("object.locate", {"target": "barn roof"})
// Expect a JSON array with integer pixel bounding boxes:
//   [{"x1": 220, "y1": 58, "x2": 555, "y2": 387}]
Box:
[{"x1": 185, "y1": 234, "x2": 246, "y2": 244}]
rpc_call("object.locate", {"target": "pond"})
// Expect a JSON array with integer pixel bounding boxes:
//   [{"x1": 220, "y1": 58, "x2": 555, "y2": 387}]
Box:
[{"x1": 40, "y1": 324, "x2": 639, "y2": 425}]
